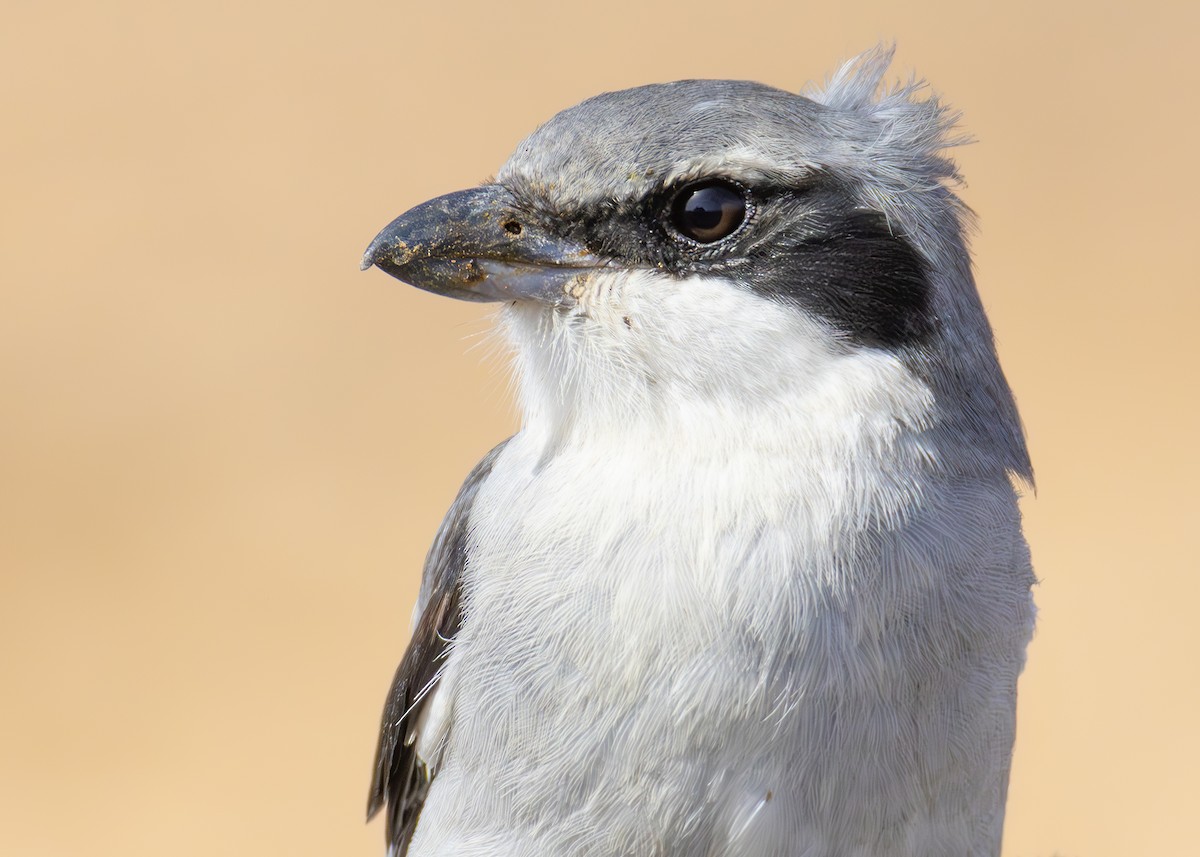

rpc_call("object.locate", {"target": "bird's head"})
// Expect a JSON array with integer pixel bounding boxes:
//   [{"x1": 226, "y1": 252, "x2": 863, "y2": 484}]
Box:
[{"x1": 363, "y1": 48, "x2": 1031, "y2": 482}]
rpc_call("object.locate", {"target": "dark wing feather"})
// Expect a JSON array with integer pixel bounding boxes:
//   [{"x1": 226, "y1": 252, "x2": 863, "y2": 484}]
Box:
[{"x1": 367, "y1": 439, "x2": 509, "y2": 856}]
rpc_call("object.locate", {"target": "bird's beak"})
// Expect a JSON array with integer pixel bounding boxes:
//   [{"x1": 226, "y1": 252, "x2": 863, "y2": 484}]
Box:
[{"x1": 361, "y1": 184, "x2": 605, "y2": 304}]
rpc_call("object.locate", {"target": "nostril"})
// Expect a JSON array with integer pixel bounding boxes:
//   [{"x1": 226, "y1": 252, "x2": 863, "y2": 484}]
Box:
[{"x1": 503, "y1": 220, "x2": 523, "y2": 236}]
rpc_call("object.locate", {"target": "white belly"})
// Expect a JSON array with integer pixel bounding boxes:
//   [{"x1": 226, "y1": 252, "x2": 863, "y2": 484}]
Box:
[{"x1": 407, "y1": 426, "x2": 1034, "y2": 857}]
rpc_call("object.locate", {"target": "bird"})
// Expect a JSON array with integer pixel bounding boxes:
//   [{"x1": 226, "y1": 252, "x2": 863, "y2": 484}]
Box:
[{"x1": 360, "y1": 46, "x2": 1035, "y2": 857}]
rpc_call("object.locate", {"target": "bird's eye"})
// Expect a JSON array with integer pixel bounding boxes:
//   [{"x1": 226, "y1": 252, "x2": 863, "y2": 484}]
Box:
[{"x1": 669, "y1": 180, "x2": 747, "y2": 243}]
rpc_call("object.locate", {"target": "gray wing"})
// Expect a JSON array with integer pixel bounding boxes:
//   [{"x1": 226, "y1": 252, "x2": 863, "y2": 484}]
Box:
[{"x1": 367, "y1": 439, "x2": 510, "y2": 856}]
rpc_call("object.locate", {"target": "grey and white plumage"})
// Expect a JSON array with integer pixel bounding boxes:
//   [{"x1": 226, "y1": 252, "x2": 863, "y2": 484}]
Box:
[{"x1": 362, "y1": 47, "x2": 1035, "y2": 857}]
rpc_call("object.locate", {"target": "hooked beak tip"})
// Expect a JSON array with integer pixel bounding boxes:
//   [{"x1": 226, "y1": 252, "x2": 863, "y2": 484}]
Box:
[{"x1": 360, "y1": 235, "x2": 387, "y2": 272}]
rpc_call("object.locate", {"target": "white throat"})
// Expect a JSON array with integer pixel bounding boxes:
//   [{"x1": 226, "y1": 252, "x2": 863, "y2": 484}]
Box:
[{"x1": 500, "y1": 269, "x2": 939, "y2": 532}]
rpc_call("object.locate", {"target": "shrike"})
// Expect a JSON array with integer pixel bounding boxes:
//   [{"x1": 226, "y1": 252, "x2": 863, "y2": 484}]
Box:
[{"x1": 361, "y1": 47, "x2": 1035, "y2": 857}]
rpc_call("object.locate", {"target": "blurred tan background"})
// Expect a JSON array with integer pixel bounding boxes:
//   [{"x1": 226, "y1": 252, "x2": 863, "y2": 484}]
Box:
[{"x1": 2, "y1": 1, "x2": 1196, "y2": 855}]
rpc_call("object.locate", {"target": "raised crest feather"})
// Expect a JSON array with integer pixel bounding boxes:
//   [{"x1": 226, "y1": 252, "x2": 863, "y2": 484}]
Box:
[{"x1": 807, "y1": 44, "x2": 973, "y2": 195}]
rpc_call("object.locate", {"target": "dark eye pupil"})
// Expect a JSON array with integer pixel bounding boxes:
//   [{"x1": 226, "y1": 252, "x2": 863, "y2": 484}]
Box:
[{"x1": 671, "y1": 181, "x2": 746, "y2": 243}]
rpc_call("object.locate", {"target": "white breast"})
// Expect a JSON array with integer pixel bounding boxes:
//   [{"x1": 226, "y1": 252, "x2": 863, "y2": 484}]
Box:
[{"x1": 406, "y1": 273, "x2": 1034, "y2": 857}]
